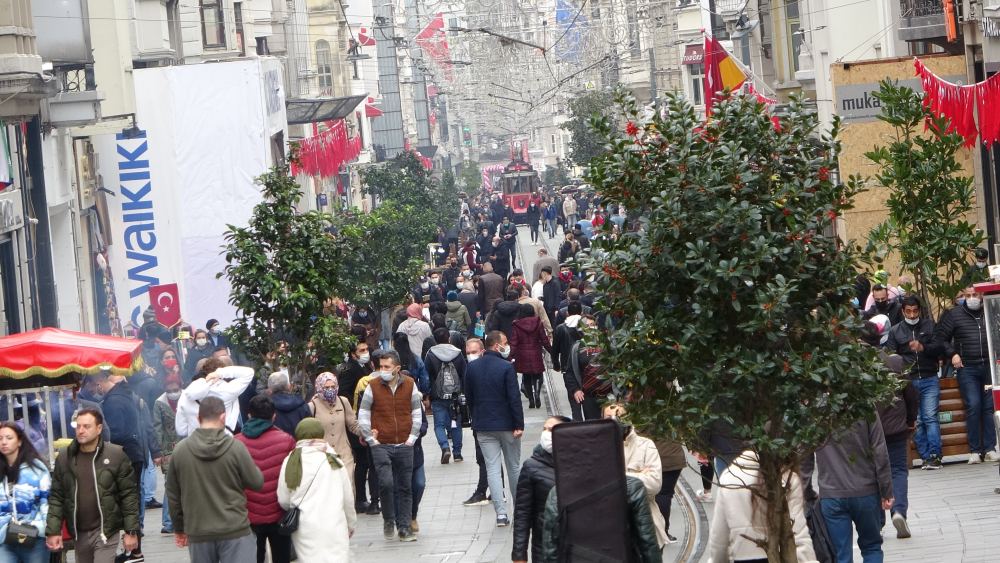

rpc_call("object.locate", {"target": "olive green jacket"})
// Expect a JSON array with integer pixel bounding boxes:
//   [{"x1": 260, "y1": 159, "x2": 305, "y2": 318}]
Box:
[
  {"x1": 45, "y1": 438, "x2": 140, "y2": 541},
  {"x1": 153, "y1": 395, "x2": 179, "y2": 474},
  {"x1": 541, "y1": 476, "x2": 662, "y2": 563}
]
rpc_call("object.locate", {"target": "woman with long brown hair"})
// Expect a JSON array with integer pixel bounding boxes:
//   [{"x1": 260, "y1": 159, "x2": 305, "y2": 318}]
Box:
[{"x1": 0, "y1": 422, "x2": 50, "y2": 563}]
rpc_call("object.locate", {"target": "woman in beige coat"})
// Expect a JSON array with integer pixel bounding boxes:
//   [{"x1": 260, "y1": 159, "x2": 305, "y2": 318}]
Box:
[
  {"x1": 604, "y1": 404, "x2": 670, "y2": 549},
  {"x1": 310, "y1": 372, "x2": 362, "y2": 485},
  {"x1": 707, "y1": 451, "x2": 817, "y2": 563}
]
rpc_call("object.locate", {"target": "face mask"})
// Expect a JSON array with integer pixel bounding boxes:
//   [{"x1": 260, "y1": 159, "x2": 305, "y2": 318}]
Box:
[
  {"x1": 163, "y1": 358, "x2": 178, "y2": 369},
  {"x1": 166, "y1": 391, "x2": 182, "y2": 401},
  {"x1": 540, "y1": 430, "x2": 553, "y2": 453},
  {"x1": 456, "y1": 282, "x2": 464, "y2": 290},
  {"x1": 967, "y1": 297, "x2": 982, "y2": 310},
  {"x1": 503, "y1": 221, "x2": 510, "y2": 226},
  {"x1": 467, "y1": 353, "x2": 480, "y2": 361},
  {"x1": 904, "y1": 317, "x2": 920, "y2": 326},
  {"x1": 196, "y1": 338, "x2": 207, "y2": 347},
  {"x1": 211, "y1": 326, "x2": 222, "y2": 335},
  {"x1": 354, "y1": 352, "x2": 370, "y2": 364},
  {"x1": 379, "y1": 370, "x2": 395, "y2": 382},
  {"x1": 421, "y1": 283, "x2": 429, "y2": 290},
  {"x1": 977, "y1": 261, "x2": 989, "y2": 269},
  {"x1": 851, "y1": 297, "x2": 860, "y2": 307},
  {"x1": 959, "y1": 298, "x2": 966, "y2": 306},
  {"x1": 359, "y1": 311, "x2": 368, "y2": 317},
  {"x1": 874, "y1": 300, "x2": 889, "y2": 312},
  {"x1": 431, "y1": 278, "x2": 440, "y2": 285},
  {"x1": 322, "y1": 389, "x2": 339, "y2": 403},
  {"x1": 451, "y1": 264, "x2": 458, "y2": 269},
  {"x1": 154, "y1": 343, "x2": 163, "y2": 351},
  {"x1": 499, "y1": 345, "x2": 511, "y2": 358},
  {"x1": 463, "y1": 270, "x2": 473, "y2": 278}
]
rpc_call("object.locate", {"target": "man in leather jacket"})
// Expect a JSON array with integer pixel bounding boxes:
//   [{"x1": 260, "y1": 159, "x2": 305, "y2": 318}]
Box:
[
  {"x1": 928, "y1": 285, "x2": 997, "y2": 463},
  {"x1": 882, "y1": 295, "x2": 943, "y2": 469},
  {"x1": 512, "y1": 416, "x2": 571, "y2": 563}
]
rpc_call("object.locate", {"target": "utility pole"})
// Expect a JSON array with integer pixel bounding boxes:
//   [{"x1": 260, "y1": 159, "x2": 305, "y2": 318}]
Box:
[{"x1": 648, "y1": 47, "x2": 657, "y2": 105}]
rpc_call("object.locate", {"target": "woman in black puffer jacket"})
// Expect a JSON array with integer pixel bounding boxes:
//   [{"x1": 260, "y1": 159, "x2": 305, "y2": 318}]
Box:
[{"x1": 512, "y1": 416, "x2": 571, "y2": 563}]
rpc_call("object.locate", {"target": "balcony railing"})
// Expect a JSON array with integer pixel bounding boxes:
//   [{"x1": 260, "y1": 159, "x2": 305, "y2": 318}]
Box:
[{"x1": 901, "y1": 0, "x2": 944, "y2": 18}]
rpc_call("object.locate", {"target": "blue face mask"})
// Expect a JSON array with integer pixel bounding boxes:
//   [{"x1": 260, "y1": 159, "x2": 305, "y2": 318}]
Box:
[
  {"x1": 958, "y1": 298, "x2": 966, "y2": 306},
  {"x1": 154, "y1": 343, "x2": 163, "y2": 351}
]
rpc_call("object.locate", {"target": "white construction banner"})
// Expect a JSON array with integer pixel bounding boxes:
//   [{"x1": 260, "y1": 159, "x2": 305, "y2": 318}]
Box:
[{"x1": 95, "y1": 58, "x2": 287, "y2": 329}]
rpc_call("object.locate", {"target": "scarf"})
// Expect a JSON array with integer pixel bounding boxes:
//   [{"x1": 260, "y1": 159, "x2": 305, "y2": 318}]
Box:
[
  {"x1": 283, "y1": 439, "x2": 344, "y2": 489},
  {"x1": 240, "y1": 417, "x2": 274, "y2": 439},
  {"x1": 313, "y1": 372, "x2": 339, "y2": 405}
]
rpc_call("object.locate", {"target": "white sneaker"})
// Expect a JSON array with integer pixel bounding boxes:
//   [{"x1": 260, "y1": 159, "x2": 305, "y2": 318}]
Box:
[
  {"x1": 986, "y1": 451, "x2": 1000, "y2": 462},
  {"x1": 969, "y1": 453, "x2": 983, "y2": 464},
  {"x1": 891, "y1": 512, "x2": 911, "y2": 539},
  {"x1": 695, "y1": 489, "x2": 713, "y2": 502}
]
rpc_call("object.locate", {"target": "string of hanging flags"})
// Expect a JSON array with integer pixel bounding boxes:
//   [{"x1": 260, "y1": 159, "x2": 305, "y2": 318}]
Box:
[{"x1": 914, "y1": 57, "x2": 1000, "y2": 148}]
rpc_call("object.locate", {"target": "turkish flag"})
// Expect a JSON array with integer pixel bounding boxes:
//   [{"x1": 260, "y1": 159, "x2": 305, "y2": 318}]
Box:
[{"x1": 149, "y1": 283, "x2": 182, "y2": 328}]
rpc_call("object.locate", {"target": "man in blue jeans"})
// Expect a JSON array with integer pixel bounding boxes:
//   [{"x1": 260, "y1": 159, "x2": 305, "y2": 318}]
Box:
[
  {"x1": 802, "y1": 415, "x2": 893, "y2": 563},
  {"x1": 884, "y1": 295, "x2": 943, "y2": 469},
  {"x1": 424, "y1": 328, "x2": 468, "y2": 463},
  {"x1": 930, "y1": 284, "x2": 999, "y2": 463}
]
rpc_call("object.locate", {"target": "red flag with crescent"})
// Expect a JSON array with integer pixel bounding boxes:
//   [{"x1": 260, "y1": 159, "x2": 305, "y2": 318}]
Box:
[{"x1": 149, "y1": 283, "x2": 181, "y2": 328}]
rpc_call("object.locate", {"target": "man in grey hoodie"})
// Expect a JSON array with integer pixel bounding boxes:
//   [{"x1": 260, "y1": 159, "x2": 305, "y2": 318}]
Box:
[
  {"x1": 425, "y1": 328, "x2": 468, "y2": 464},
  {"x1": 801, "y1": 415, "x2": 893, "y2": 563},
  {"x1": 166, "y1": 396, "x2": 264, "y2": 562}
]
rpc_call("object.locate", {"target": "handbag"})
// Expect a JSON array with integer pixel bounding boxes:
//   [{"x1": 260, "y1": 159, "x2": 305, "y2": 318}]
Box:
[
  {"x1": 3, "y1": 479, "x2": 37, "y2": 548},
  {"x1": 474, "y1": 320, "x2": 485, "y2": 337},
  {"x1": 277, "y1": 465, "x2": 323, "y2": 535}
]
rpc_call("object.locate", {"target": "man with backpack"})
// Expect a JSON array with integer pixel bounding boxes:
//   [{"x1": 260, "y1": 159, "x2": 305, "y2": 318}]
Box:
[{"x1": 425, "y1": 328, "x2": 468, "y2": 464}]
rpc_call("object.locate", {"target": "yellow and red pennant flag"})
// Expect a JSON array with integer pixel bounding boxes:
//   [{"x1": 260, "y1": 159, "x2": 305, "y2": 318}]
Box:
[{"x1": 704, "y1": 36, "x2": 747, "y2": 106}]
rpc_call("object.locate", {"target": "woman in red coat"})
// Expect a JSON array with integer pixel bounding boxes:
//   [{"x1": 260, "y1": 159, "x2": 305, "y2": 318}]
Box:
[{"x1": 510, "y1": 303, "x2": 552, "y2": 409}]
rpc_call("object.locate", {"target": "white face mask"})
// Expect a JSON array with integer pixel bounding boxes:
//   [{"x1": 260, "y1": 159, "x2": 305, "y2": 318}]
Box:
[
  {"x1": 196, "y1": 338, "x2": 207, "y2": 347},
  {"x1": 977, "y1": 261, "x2": 989, "y2": 268},
  {"x1": 467, "y1": 353, "x2": 480, "y2": 361},
  {"x1": 420, "y1": 283, "x2": 429, "y2": 290},
  {"x1": 904, "y1": 317, "x2": 920, "y2": 326},
  {"x1": 456, "y1": 282, "x2": 464, "y2": 290},
  {"x1": 211, "y1": 326, "x2": 222, "y2": 335},
  {"x1": 357, "y1": 353, "x2": 370, "y2": 364},
  {"x1": 967, "y1": 297, "x2": 982, "y2": 310},
  {"x1": 463, "y1": 270, "x2": 473, "y2": 278},
  {"x1": 430, "y1": 278, "x2": 440, "y2": 285},
  {"x1": 499, "y1": 345, "x2": 511, "y2": 358},
  {"x1": 166, "y1": 391, "x2": 182, "y2": 401},
  {"x1": 379, "y1": 370, "x2": 395, "y2": 382},
  {"x1": 540, "y1": 430, "x2": 553, "y2": 453}
]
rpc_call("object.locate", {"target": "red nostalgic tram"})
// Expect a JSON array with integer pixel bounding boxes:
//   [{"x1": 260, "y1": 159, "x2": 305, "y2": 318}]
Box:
[{"x1": 499, "y1": 140, "x2": 539, "y2": 224}]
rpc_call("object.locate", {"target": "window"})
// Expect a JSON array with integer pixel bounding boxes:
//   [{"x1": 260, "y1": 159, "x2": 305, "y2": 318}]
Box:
[
  {"x1": 740, "y1": 36, "x2": 751, "y2": 67},
  {"x1": 200, "y1": 0, "x2": 225, "y2": 48},
  {"x1": 316, "y1": 40, "x2": 333, "y2": 92},
  {"x1": 689, "y1": 63, "x2": 704, "y2": 105},
  {"x1": 785, "y1": 0, "x2": 801, "y2": 72},
  {"x1": 551, "y1": 134, "x2": 557, "y2": 154},
  {"x1": 234, "y1": 3, "x2": 245, "y2": 56}
]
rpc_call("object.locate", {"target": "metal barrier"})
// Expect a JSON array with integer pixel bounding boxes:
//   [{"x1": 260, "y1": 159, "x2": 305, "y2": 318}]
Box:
[{"x1": 1, "y1": 385, "x2": 75, "y2": 468}]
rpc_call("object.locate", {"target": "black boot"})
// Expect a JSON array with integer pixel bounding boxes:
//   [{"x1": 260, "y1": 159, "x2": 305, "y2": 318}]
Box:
[
  {"x1": 525, "y1": 376, "x2": 535, "y2": 408},
  {"x1": 534, "y1": 377, "x2": 544, "y2": 409}
]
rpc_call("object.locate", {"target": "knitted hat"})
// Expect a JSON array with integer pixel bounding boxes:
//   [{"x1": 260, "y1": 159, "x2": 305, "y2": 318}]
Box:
[{"x1": 447, "y1": 290, "x2": 459, "y2": 301}]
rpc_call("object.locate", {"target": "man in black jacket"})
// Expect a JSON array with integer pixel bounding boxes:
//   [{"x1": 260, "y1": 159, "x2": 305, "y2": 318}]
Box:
[
  {"x1": 883, "y1": 295, "x2": 943, "y2": 469},
  {"x1": 486, "y1": 292, "x2": 522, "y2": 338},
  {"x1": 539, "y1": 266, "x2": 562, "y2": 325},
  {"x1": 929, "y1": 285, "x2": 997, "y2": 463},
  {"x1": 512, "y1": 416, "x2": 572, "y2": 563},
  {"x1": 413, "y1": 276, "x2": 444, "y2": 305},
  {"x1": 335, "y1": 339, "x2": 378, "y2": 513},
  {"x1": 92, "y1": 372, "x2": 163, "y2": 561},
  {"x1": 498, "y1": 217, "x2": 518, "y2": 268},
  {"x1": 862, "y1": 284, "x2": 903, "y2": 326},
  {"x1": 551, "y1": 303, "x2": 587, "y2": 421}
]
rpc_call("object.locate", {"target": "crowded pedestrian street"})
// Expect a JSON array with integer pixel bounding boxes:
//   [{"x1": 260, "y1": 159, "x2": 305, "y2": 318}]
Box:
[{"x1": 7, "y1": 0, "x2": 1000, "y2": 562}]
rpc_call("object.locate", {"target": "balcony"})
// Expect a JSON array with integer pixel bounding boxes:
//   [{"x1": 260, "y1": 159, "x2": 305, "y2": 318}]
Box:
[
  {"x1": 43, "y1": 66, "x2": 105, "y2": 128},
  {"x1": 898, "y1": 0, "x2": 963, "y2": 52}
]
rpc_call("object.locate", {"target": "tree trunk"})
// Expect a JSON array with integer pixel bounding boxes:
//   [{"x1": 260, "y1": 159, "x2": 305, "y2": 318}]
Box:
[{"x1": 758, "y1": 452, "x2": 800, "y2": 563}]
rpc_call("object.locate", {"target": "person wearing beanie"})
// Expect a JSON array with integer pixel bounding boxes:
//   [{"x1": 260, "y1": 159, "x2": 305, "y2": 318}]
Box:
[
  {"x1": 206, "y1": 319, "x2": 230, "y2": 351},
  {"x1": 397, "y1": 303, "x2": 432, "y2": 359},
  {"x1": 446, "y1": 291, "x2": 472, "y2": 334}
]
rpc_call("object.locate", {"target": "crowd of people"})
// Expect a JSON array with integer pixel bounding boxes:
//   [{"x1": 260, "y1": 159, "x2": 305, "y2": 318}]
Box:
[{"x1": 3, "y1": 179, "x2": 994, "y2": 563}]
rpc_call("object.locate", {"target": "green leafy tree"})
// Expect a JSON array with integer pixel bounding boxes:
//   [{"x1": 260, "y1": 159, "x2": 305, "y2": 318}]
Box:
[
  {"x1": 220, "y1": 159, "x2": 352, "y2": 397},
  {"x1": 361, "y1": 151, "x2": 460, "y2": 231},
  {"x1": 458, "y1": 160, "x2": 482, "y2": 191},
  {"x1": 865, "y1": 80, "x2": 985, "y2": 318},
  {"x1": 580, "y1": 90, "x2": 895, "y2": 563},
  {"x1": 544, "y1": 158, "x2": 571, "y2": 186},
  {"x1": 562, "y1": 89, "x2": 617, "y2": 167},
  {"x1": 332, "y1": 201, "x2": 435, "y2": 329}
]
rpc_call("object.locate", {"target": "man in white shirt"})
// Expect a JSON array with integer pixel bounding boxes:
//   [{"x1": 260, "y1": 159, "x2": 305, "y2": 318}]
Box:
[{"x1": 175, "y1": 357, "x2": 254, "y2": 437}]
